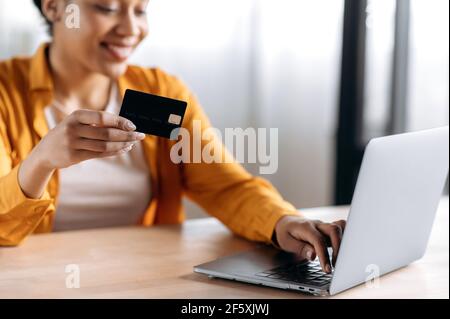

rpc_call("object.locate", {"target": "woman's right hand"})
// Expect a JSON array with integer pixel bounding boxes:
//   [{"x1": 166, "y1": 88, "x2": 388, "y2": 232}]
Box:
[
  {"x1": 36, "y1": 109, "x2": 145, "y2": 169},
  {"x1": 18, "y1": 109, "x2": 146, "y2": 199}
]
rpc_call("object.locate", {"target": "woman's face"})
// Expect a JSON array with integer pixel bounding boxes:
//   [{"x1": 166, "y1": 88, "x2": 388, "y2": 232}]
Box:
[{"x1": 52, "y1": 0, "x2": 149, "y2": 78}]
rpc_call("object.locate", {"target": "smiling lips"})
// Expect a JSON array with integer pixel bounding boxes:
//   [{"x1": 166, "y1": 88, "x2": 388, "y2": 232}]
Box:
[{"x1": 101, "y1": 42, "x2": 135, "y2": 62}]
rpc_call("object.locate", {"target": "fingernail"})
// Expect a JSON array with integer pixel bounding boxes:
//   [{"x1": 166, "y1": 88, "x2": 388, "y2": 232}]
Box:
[
  {"x1": 326, "y1": 264, "x2": 332, "y2": 273},
  {"x1": 135, "y1": 132, "x2": 146, "y2": 140},
  {"x1": 126, "y1": 121, "x2": 136, "y2": 131},
  {"x1": 306, "y1": 250, "x2": 313, "y2": 261},
  {"x1": 122, "y1": 145, "x2": 133, "y2": 153}
]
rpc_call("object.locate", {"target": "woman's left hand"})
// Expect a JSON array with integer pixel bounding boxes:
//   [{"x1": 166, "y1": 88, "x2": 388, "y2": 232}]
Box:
[{"x1": 273, "y1": 216, "x2": 346, "y2": 273}]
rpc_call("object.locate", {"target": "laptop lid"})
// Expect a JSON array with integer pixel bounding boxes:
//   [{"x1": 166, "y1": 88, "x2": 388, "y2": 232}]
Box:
[{"x1": 330, "y1": 126, "x2": 449, "y2": 295}]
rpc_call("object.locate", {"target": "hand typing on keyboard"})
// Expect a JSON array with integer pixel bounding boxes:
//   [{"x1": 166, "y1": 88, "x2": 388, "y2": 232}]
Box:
[{"x1": 272, "y1": 216, "x2": 346, "y2": 274}]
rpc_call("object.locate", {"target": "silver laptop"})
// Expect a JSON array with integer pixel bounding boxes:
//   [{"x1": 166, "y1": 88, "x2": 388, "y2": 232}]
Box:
[{"x1": 194, "y1": 126, "x2": 449, "y2": 296}]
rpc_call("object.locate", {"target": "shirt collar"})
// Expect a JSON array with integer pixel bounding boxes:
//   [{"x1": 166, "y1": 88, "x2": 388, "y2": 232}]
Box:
[{"x1": 30, "y1": 43, "x2": 54, "y2": 91}]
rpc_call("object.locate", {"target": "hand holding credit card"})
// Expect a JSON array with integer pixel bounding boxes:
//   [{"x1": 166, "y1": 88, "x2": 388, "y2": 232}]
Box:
[{"x1": 119, "y1": 89, "x2": 188, "y2": 140}]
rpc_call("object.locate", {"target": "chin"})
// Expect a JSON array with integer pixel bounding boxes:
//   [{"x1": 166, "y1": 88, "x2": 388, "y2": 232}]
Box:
[{"x1": 98, "y1": 62, "x2": 129, "y2": 79}]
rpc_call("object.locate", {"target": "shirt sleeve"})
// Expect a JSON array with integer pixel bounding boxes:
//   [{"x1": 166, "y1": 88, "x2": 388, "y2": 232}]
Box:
[{"x1": 0, "y1": 82, "x2": 54, "y2": 246}]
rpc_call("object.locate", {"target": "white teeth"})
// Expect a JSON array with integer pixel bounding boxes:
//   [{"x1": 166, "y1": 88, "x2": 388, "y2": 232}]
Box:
[{"x1": 105, "y1": 44, "x2": 133, "y2": 59}]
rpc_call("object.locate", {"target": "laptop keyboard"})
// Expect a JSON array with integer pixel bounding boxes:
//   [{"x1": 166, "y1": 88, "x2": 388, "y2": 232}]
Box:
[{"x1": 255, "y1": 260, "x2": 333, "y2": 286}]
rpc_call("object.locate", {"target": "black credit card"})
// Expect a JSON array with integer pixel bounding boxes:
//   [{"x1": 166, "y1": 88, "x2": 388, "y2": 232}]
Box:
[{"x1": 119, "y1": 89, "x2": 188, "y2": 140}]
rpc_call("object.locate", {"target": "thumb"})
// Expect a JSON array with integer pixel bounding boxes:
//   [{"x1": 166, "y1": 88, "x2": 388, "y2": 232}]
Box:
[
  {"x1": 276, "y1": 229, "x2": 316, "y2": 261},
  {"x1": 298, "y1": 242, "x2": 316, "y2": 261}
]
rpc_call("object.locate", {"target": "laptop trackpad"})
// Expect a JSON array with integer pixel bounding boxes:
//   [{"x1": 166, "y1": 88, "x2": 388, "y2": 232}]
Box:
[{"x1": 195, "y1": 245, "x2": 304, "y2": 277}]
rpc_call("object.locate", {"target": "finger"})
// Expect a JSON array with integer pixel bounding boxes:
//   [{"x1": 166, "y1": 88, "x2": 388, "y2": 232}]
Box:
[
  {"x1": 306, "y1": 229, "x2": 332, "y2": 273},
  {"x1": 317, "y1": 223, "x2": 343, "y2": 267},
  {"x1": 73, "y1": 138, "x2": 136, "y2": 153},
  {"x1": 299, "y1": 242, "x2": 316, "y2": 261},
  {"x1": 290, "y1": 224, "x2": 332, "y2": 273},
  {"x1": 75, "y1": 124, "x2": 145, "y2": 142},
  {"x1": 333, "y1": 220, "x2": 346, "y2": 233},
  {"x1": 72, "y1": 110, "x2": 136, "y2": 131},
  {"x1": 280, "y1": 234, "x2": 316, "y2": 261},
  {"x1": 98, "y1": 147, "x2": 135, "y2": 158},
  {"x1": 76, "y1": 145, "x2": 134, "y2": 161}
]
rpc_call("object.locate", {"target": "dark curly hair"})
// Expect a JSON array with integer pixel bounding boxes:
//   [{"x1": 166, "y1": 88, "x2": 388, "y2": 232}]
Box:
[{"x1": 32, "y1": 0, "x2": 53, "y2": 34}]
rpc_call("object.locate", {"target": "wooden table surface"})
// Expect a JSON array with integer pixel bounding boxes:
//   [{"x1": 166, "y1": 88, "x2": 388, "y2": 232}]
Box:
[{"x1": 0, "y1": 198, "x2": 448, "y2": 299}]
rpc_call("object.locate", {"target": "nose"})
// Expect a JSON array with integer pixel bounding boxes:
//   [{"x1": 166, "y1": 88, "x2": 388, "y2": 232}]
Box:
[{"x1": 116, "y1": 9, "x2": 141, "y2": 37}]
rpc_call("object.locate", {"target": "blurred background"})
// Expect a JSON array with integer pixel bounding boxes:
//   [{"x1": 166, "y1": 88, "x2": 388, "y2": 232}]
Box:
[{"x1": 0, "y1": 0, "x2": 448, "y2": 218}]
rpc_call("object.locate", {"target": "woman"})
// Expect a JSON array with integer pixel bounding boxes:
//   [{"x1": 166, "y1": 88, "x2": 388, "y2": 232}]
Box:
[{"x1": 0, "y1": 0, "x2": 345, "y2": 274}]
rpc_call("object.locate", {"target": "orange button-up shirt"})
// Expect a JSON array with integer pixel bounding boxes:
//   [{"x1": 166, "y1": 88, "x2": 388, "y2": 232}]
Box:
[{"x1": 0, "y1": 43, "x2": 299, "y2": 246}]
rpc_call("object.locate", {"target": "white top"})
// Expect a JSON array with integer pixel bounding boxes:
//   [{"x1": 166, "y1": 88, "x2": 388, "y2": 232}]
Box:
[{"x1": 44, "y1": 85, "x2": 152, "y2": 232}]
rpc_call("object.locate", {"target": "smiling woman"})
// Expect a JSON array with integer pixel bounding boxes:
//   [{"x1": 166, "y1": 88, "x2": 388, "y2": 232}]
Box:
[
  {"x1": 32, "y1": 0, "x2": 149, "y2": 78},
  {"x1": 0, "y1": 0, "x2": 346, "y2": 275}
]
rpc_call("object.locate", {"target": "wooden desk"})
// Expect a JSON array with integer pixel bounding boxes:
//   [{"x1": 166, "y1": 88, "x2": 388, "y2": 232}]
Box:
[{"x1": 0, "y1": 198, "x2": 448, "y2": 299}]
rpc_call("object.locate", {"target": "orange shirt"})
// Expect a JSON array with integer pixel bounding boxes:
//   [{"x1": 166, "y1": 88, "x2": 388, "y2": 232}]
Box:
[{"x1": 0, "y1": 43, "x2": 299, "y2": 246}]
